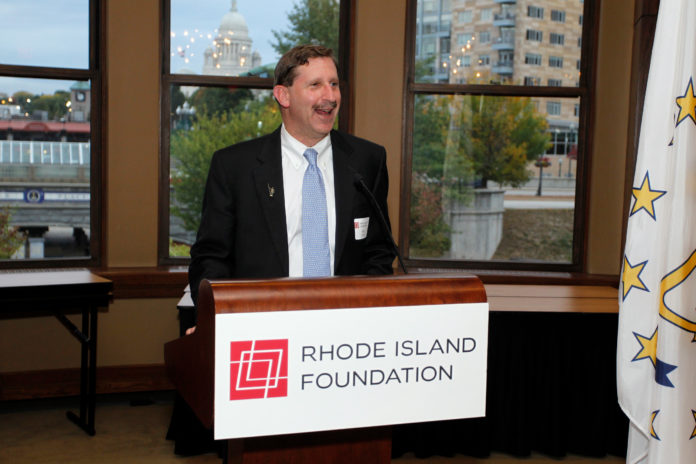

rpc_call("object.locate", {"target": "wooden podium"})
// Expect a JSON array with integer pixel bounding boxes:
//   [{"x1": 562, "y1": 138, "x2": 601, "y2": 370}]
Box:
[{"x1": 164, "y1": 274, "x2": 486, "y2": 464}]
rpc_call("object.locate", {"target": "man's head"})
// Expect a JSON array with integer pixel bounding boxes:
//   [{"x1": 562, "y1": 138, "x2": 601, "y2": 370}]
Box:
[{"x1": 273, "y1": 45, "x2": 341, "y2": 147}]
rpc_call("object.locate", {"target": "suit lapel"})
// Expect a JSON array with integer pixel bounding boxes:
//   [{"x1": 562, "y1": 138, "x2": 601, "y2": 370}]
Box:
[
  {"x1": 252, "y1": 129, "x2": 289, "y2": 274},
  {"x1": 331, "y1": 131, "x2": 355, "y2": 271}
]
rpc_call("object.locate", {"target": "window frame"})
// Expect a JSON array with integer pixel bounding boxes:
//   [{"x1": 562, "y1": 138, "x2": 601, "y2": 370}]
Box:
[
  {"x1": 399, "y1": 0, "x2": 600, "y2": 273},
  {"x1": 158, "y1": 0, "x2": 355, "y2": 265},
  {"x1": 0, "y1": 0, "x2": 104, "y2": 269},
  {"x1": 550, "y1": 32, "x2": 566, "y2": 45},
  {"x1": 527, "y1": 6, "x2": 544, "y2": 19},
  {"x1": 525, "y1": 53, "x2": 542, "y2": 65},
  {"x1": 551, "y1": 9, "x2": 566, "y2": 23}
]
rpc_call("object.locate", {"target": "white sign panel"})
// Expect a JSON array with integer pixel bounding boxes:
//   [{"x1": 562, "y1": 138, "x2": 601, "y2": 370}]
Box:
[{"x1": 214, "y1": 302, "x2": 488, "y2": 439}]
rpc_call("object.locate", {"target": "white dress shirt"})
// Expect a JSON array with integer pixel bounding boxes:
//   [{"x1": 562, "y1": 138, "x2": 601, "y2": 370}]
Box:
[{"x1": 280, "y1": 124, "x2": 336, "y2": 277}]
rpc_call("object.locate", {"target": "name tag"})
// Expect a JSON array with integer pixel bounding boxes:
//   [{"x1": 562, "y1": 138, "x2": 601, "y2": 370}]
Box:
[{"x1": 354, "y1": 217, "x2": 369, "y2": 240}]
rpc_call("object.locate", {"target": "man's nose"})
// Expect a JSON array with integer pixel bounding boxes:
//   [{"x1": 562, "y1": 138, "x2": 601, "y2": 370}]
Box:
[{"x1": 321, "y1": 83, "x2": 338, "y2": 100}]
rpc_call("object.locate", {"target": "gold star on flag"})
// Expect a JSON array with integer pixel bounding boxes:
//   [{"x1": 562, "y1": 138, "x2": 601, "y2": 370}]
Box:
[
  {"x1": 622, "y1": 256, "x2": 649, "y2": 300},
  {"x1": 676, "y1": 77, "x2": 696, "y2": 126},
  {"x1": 650, "y1": 410, "x2": 660, "y2": 440},
  {"x1": 633, "y1": 328, "x2": 658, "y2": 367},
  {"x1": 631, "y1": 172, "x2": 666, "y2": 220}
]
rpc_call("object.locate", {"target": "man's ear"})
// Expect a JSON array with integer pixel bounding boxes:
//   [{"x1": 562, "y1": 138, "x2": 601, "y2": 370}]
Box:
[{"x1": 273, "y1": 85, "x2": 290, "y2": 108}]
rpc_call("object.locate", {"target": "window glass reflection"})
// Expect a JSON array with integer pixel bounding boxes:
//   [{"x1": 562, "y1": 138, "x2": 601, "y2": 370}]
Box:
[
  {"x1": 0, "y1": 77, "x2": 91, "y2": 260},
  {"x1": 415, "y1": 0, "x2": 582, "y2": 86},
  {"x1": 0, "y1": 0, "x2": 89, "y2": 69},
  {"x1": 168, "y1": 86, "x2": 280, "y2": 256},
  {"x1": 409, "y1": 94, "x2": 577, "y2": 262}
]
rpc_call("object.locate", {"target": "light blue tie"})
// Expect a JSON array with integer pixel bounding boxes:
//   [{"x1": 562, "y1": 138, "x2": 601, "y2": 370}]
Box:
[{"x1": 302, "y1": 148, "x2": 331, "y2": 277}]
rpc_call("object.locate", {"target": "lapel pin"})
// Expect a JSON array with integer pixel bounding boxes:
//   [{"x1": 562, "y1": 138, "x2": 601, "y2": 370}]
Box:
[{"x1": 268, "y1": 183, "x2": 275, "y2": 198}]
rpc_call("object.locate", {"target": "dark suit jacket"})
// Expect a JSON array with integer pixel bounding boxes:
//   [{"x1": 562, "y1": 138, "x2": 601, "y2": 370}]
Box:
[{"x1": 188, "y1": 127, "x2": 395, "y2": 305}]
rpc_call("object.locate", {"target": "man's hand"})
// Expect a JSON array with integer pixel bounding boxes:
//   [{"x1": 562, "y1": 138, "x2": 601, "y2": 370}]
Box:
[{"x1": 185, "y1": 326, "x2": 196, "y2": 335}]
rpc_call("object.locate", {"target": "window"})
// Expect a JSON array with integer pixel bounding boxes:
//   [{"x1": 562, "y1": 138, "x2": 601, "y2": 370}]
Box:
[
  {"x1": 479, "y1": 30, "x2": 491, "y2": 44},
  {"x1": 478, "y1": 55, "x2": 490, "y2": 66},
  {"x1": 440, "y1": 37, "x2": 451, "y2": 54},
  {"x1": 459, "y1": 10, "x2": 472, "y2": 23},
  {"x1": 457, "y1": 33, "x2": 474, "y2": 46},
  {"x1": 0, "y1": 0, "x2": 102, "y2": 265},
  {"x1": 550, "y1": 33, "x2": 565, "y2": 45},
  {"x1": 547, "y1": 101, "x2": 561, "y2": 115},
  {"x1": 480, "y1": 8, "x2": 492, "y2": 22},
  {"x1": 546, "y1": 127, "x2": 578, "y2": 156},
  {"x1": 525, "y1": 53, "x2": 542, "y2": 65},
  {"x1": 161, "y1": 0, "x2": 351, "y2": 261},
  {"x1": 549, "y1": 56, "x2": 564, "y2": 68},
  {"x1": 551, "y1": 10, "x2": 566, "y2": 22},
  {"x1": 403, "y1": 0, "x2": 595, "y2": 271},
  {"x1": 528, "y1": 6, "x2": 544, "y2": 19},
  {"x1": 526, "y1": 29, "x2": 543, "y2": 42},
  {"x1": 423, "y1": 37, "x2": 437, "y2": 54},
  {"x1": 462, "y1": 55, "x2": 471, "y2": 67}
]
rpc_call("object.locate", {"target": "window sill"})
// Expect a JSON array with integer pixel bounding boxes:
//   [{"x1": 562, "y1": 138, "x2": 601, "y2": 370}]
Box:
[{"x1": 91, "y1": 266, "x2": 619, "y2": 311}]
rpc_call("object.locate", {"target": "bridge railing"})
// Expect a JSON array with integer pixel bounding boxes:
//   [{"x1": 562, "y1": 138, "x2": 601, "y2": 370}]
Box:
[{"x1": 0, "y1": 140, "x2": 91, "y2": 166}]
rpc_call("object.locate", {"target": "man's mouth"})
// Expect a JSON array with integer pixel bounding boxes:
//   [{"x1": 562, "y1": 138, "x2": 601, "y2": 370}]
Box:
[{"x1": 314, "y1": 101, "x2": 338, "y2": 116}]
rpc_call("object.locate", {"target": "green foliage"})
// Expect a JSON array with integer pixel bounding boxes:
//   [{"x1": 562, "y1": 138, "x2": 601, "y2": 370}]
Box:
[
  {"x1": 11, "y1": 91, "x2": 32, "y2": 104},
  {"x1": 190, "y1": 87, "x2": 254, "y2": 118},
  {"x1": 409, "y1": 174, "x2": 450, "y2": 257},
  {"x1": 409, "y1": 94, "x2": 551, "y2": 257},
  {"x1": 169, "y1": 239, "x2": 191, "y2": 258},
  {"x1": 413, "y1": 95, "x2": 474, "y2": 203},
  {"x1": 0, "y1": 208, "x2": 25, "y2": 259},
  {"x1": 271, "y1": 0, "x2": 340, "y2": 55},
  {"x1": 170, "y1": 96, "x2": 282, "y2": 233},
  {"x1": 30, "y1": 91, "x2": 71, "y2": 120},
  {"x1": 412, "y1": 95, "x2": 450, "y2": 178},
  {"x1": 171, "y1": 86, "x2": 186, "y2": 115},
  {"x1": 447, "y1": 95, "x2": 550, "y2": 188}
]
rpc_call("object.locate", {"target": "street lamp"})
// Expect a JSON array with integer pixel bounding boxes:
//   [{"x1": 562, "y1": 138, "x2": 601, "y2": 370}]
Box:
[
  {"x1": 175, "y1": 101, "x2": 195, "y2": 130},
  {"x1": 535, "y1": 156, "x2": 551, "y2": 196}
]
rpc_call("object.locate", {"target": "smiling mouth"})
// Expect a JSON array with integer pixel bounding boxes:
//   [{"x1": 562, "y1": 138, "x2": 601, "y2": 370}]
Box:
[{"x1": 314, "y1": 101, "x2": 338, "y2": 116}]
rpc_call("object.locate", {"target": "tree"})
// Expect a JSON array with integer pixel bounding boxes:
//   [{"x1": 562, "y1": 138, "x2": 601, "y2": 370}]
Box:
[
  {"x1": 0, "y1": 208, "x2": 25, "y2": 259},
  {"x1": 169, "y1": 97, "x2": 282, "y2": 233},
  {"x1": 11, "y1": 91, "x2": 32, "y2": 106},
  {"x1": 409, "y1": 174, "x2": 451, "y2": 257},
  {"x1": 446, "y1": 95, "x2": 550, "y2": 189},
  {"x1": 30, "y1": 91, "x2": 70, "y2": 120},
  {"x1": 271, "y1": 0, "x2": 340, "y2": 55},
  {"x1": 190, "y1": 87, "x2": 253, "y2": 118},
  {"x1": 171, "y1": 86, "x2": 186, "y2": 114},
  {"x1": 409, "y1": 95, "x2": 459, "y2": 257}
]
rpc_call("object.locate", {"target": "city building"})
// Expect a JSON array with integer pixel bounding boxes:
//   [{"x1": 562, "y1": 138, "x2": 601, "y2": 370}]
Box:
[
  {"x1": 202, "y1": 0, "x2": 262, "y2": 76},
  {"x1": 417, "y1": 0, "x2": 583, "y2": 176}
]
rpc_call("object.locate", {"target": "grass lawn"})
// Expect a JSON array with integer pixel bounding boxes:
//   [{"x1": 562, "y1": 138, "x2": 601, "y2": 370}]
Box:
[{"x1": 492, "y1": 209, "x2": 574, "y2": 262}]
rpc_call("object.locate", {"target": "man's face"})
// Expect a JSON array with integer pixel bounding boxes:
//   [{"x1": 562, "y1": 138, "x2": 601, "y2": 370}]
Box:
[{"x1": 273, "y1": 57, "x2": 341, "y2": 147}]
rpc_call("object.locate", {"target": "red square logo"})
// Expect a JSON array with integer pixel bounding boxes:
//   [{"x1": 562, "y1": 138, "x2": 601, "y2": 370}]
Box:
[{"x1": 230, "y1": 339, "x2": 288, "y2": 400}]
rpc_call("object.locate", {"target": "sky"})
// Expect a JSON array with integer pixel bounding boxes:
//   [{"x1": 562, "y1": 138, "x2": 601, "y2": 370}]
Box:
[
  {"x1": 0, "y1": 0, "x2": 296, "y2": 95},
  {"x1": 170, "y1": 0, "x2": 295, "y2": 74}
]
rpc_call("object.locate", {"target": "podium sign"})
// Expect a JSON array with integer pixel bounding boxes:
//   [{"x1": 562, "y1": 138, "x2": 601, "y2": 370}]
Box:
[{"x1": 214, "y1": 302, "x2": 488, "y2": 440}]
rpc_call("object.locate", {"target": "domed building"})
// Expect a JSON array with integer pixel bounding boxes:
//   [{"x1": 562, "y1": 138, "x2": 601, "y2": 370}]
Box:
[{"x1": 202, "y1": 0, "x2": 262, "y2": 76}]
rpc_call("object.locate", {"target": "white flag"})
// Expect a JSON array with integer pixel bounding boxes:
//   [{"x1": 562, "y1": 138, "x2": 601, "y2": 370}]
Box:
[{"x1": 617, "y1": 0, "x2": 696, "y2": 463}]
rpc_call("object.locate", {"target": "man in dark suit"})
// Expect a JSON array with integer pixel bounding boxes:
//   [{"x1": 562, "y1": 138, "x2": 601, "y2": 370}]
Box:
[
  {"x1": 171, "y1": 45, "x2": 396, "y2": 456},
  {"x1": 188, "y1": 44, "x2": 396, "y2": 308}
]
